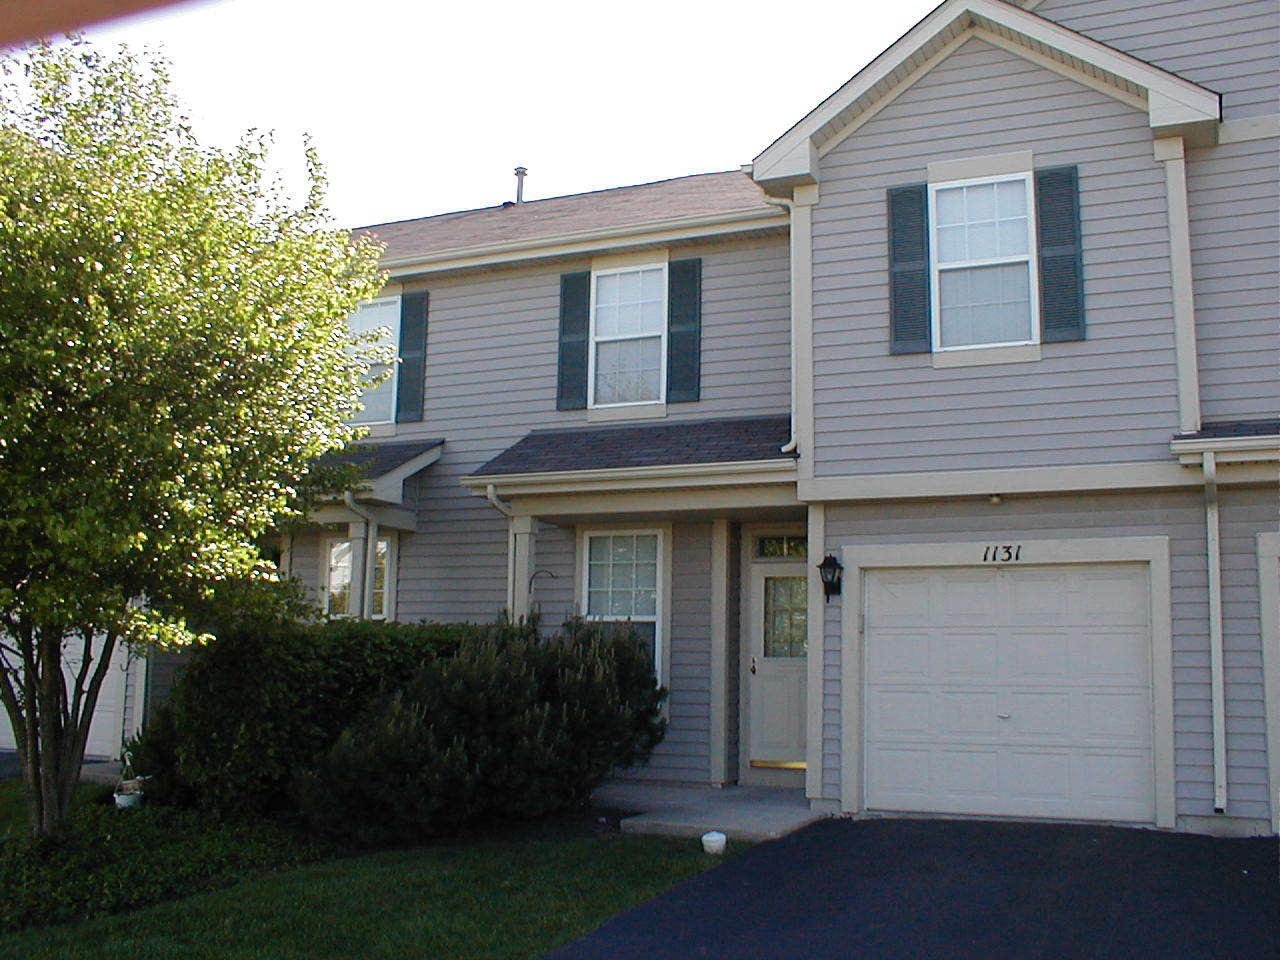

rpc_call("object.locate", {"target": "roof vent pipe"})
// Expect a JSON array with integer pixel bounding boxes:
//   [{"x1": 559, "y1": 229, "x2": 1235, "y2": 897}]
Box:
[{"x1": 514, "y1": 166, "x2": 527, "y2": 203}]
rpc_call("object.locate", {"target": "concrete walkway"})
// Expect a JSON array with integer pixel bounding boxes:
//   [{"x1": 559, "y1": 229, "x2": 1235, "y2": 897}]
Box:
[
  {"x1": 0, "y1": 749, "x2": 119, "y2": 783},
  {"x1": 594, "y1": 781, "x2": 825, "y2": 841}
]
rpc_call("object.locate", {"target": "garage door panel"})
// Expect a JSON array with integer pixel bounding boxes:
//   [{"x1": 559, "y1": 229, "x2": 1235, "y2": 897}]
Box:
[
  {"x1": 938, "y1": 632, "x2": 999, "y2": 680},
  {"x1": 864, "y1": 563, "x2": 1155, "y2": 824},
  {"x1": 1082, "y1": 630, "x2": 1149, "y2": 682}
]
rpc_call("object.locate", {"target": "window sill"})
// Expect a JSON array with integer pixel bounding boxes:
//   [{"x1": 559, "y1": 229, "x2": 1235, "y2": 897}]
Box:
[
  {"x1": 587, "y1": 402, "x2": 668, "y2": 423},
  {"x1": 931, "y1": 344, "x2": 1041, "y2": 368},
  {"x1": 357, "y1": 423, "x2": 397, "y2": 438}
]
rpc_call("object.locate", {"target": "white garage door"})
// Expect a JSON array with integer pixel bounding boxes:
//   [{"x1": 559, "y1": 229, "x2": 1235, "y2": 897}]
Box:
[
  {"x1": 864, "y1": 563, "x2": 1154, "y2": 823},
  {"x1": 0, "y1": 639, "x2": 131, "y2": 760}
]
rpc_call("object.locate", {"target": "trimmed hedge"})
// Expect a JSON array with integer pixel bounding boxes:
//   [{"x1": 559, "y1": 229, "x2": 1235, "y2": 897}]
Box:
[
  {"x1": 296, "y1": 620, "x2": 666, "y2": 845},
  {"x1": 131, "y1": 616, "x2": 666, "y2": 833},
  {"x1": 130, "y1": 619, "x2": 474, "y2": 816}
]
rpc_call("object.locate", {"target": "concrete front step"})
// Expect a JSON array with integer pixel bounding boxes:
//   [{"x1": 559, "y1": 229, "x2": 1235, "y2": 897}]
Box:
[{"x1": 594, "y1": 781, "x2": 826, "y2": 842}]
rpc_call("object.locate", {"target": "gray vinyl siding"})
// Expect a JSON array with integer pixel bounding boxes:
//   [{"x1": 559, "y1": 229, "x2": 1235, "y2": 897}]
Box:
[
  {"x1": 615, "y1": 522, "x2": 714, "y2": 783},
  {"x1": 821, "y1": 485, "x2": 1278, "y2": 824},
  {"x1": 811, "y1": 37, "x2": 1178, "y2": 477},
  {"x1": 388, "y1": 233, "x2": 789, "y2": 625},
  {"x1": 1186, "y1": 137, "x2": 1280, "y2": 423},
  {"x1": 1033, "y1": 0, "x2": 1280, "y2": 119},
  {"x1": 531, "y1": 520, "x2": 576, "y2": 628}
]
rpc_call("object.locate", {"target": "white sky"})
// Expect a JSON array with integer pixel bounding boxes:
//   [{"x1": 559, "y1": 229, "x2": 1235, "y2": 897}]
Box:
[{"x1": 84, "y1": 0, "x2": 941, "y2": 228}]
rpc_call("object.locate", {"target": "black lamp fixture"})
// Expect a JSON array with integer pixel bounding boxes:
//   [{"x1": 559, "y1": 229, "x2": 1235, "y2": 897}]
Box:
[{"x1": 817, "y1": 554, "x2": 843, "y2": 601}]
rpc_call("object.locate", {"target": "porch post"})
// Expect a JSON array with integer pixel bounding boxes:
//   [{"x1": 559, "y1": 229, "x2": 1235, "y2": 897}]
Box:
[
  {"x1": 805, "y1": 504, "x2": 826, "y2": 801},
  {"x1": 346, "y1": 521, "x2": 368, "y2": 619},
  {"x1": 709, "y1": 519, "x2": 730, "y2": 785},
  {"x1": 509, "y1": 516, "x2": 536, "y2": 619}
]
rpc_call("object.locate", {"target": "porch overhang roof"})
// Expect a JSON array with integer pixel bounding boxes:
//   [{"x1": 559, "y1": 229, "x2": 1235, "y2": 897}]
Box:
[
  {"x1": 317, "y1": 437, "x2": 444, "y2": 504},
  {"x1": 751, "y1": 0, "x2": 1221, "y2": 193},
  {"x1": 1170, "y1": 420, "x2": 1280, "y2": 465}
]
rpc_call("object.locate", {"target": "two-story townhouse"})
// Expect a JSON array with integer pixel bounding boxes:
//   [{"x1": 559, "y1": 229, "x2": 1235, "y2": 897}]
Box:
[{"x1": 52, "y1": 0, "x2": 1275, "y2": 837}]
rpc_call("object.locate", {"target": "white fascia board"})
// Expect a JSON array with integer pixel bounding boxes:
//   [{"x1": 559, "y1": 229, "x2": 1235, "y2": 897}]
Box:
[
  {"x1": 751, "y1": 0, "x2": 1220, "y2": 187},
  {"x1": 463, "y1": 458, "x2": 798, "y2": 496},
  {"x1": 381, "y1": 207, "x2": 787, "y2": 277},
  {"x1": 1171, "y1": 435, "x2": 1280, "y2": 464},
  {"x1": 307, "y1": 503, "x2": 419, "y2": 532}
]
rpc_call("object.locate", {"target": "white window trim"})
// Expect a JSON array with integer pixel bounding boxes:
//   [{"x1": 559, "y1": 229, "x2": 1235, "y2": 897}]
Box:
[
  {"x1": 927, "y1": 172, "x2": 1041, "y2": 354},
  {"x1": 322, "y1": 533, "x2": 396, "y2": 620},
  {"x1": 586, "y1": 261, "x2": 668, "y2": 409},
  {"x1": 577, "y1": 527, "x2": 666, "y2": 683},
  {"x1": 350, "y1": 294, "x2": 401, "y2": 426}
]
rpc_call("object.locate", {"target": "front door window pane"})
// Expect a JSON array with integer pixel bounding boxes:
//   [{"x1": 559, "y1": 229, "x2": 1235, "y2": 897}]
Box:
[
  {"x1": 763, "y1": 576, "x2": 807, "y2": 658},
  {"x1": 326, "y1": 539, "x2": 353, "y2": 617}
]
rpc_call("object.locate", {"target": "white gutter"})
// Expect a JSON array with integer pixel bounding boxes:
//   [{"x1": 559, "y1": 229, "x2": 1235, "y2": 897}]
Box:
[
  {"x1": 342, "y1": 491, "x2": 379, "y2": 619},
  {"x1": 380, "y1": 206, "x2": 788, "y2": 277},
  {"x1": 1201, "y1": 451, "x2": 1228, "y2": 813}
]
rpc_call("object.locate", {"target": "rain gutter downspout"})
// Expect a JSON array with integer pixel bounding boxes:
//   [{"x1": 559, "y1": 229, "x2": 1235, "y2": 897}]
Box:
[{"x1": 1201, "y1": 451, "x2": 1228, "y2": 812}]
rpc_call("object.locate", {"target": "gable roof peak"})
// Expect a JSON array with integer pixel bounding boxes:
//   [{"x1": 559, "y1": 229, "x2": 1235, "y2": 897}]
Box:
[{"x1": 751, "y1": 0, "x2": 1220, "y2": 194}]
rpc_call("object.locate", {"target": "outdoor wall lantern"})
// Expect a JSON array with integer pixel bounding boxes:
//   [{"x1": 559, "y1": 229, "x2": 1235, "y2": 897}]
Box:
[{"x1": 817, "y1": 554, "x2": 843, "y2": 601}]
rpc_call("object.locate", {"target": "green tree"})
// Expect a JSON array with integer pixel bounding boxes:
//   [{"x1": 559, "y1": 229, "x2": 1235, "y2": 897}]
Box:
[{"x1": 0, "y1": 40, "x2": 386, "y2": 836}]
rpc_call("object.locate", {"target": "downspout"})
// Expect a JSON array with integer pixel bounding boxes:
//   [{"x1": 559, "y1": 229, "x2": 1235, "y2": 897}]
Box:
[
  {"x1": 342, "y1": 492, "x2": 377, "y2": 619},
  {"x1": 762, "y1": 192, "x2": 799, "y2": 455},
  {"x1": 485, "y1": 483, "x2": 512, "y2": 517},
  {"x1": 1201, "y1": 451, "x2": 1228, "y2": 812}
]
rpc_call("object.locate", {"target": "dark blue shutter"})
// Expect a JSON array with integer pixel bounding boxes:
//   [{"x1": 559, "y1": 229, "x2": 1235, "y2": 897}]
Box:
[
  {"x1": 395, "y1": 291, "x2": 427, "y2": 422},
  {"x1": 1035, "y1": 165, "x2": 1085, "y2": 342},
  {"x1": 887, "y1": 184, "x2": 931, "y2": 354},
  {"x1": 666, "y1": 258, "x2": 702, "y2": 403},
  {"x1": 556, "y1": 271, "x2": 590, "y2": 410}
]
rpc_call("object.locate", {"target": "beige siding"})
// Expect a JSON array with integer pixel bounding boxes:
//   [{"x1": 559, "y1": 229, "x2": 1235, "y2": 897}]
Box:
[
  {"x1": 1186, "y1": 137, "x2": 1280, "y2": 423},
  {"x1": 1034, "y1": 0, "x2": 1280, "y2": 119},
  {"x1": 811, "y1": 37, "x2": 1178, "y2": 477},
  {"x1": 822, "y1": 485, "x2": 1278, "y2": 824}
]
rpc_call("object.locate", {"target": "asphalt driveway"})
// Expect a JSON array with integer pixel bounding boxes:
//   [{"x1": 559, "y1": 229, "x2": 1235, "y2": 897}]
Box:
[{"x1": 549, "y1": 817, "x2": 1279, "y2": 960}]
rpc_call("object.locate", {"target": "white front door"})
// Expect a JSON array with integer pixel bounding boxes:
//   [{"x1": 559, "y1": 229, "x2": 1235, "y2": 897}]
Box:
[
  {"x1": 746, "y1": 563, "x2": 808, "y2": 771},
  {"x1": 863, "y1": 562, "x2": 1155, "y2": 823}
]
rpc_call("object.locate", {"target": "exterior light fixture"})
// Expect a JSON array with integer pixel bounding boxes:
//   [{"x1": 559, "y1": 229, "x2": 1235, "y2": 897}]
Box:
[{"x1": 817, "y1": 554, "x2": 843, "y2": 601}]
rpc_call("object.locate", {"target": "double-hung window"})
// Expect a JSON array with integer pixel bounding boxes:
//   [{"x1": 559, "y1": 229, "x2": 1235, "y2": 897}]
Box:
[
  {"x1": 347, "y1": 297, "x2": 400, "y2": 424},
  {"x1": 588, "y1": 264, "x2": 667, "y2": 407},
  {"x1": 929, "y1": 174, "x2": 1039, "y2": 351},
  {"x1": 582, "y1": 531, "x2": 662, "y2": 680},
  {"x1": 325, "y1": 535, "x2": 393, "y2": 619}
]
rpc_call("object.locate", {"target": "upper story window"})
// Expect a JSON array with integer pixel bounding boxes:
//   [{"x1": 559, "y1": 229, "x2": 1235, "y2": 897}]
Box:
[
  {"x1": 929, "y1": 174, "x2": 1039, "y2": 351},
  {"x1": 347, "y1": 296, "x2": 400, "y2": 424},
  {"x1": 588, "y1": 264, "x2": 667, "y2": 407}
]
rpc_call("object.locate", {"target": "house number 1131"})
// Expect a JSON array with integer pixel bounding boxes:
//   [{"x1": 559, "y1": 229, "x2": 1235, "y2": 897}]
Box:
[{"x1": 982, "y1": 544, "x2": 1023, "y2": 562}]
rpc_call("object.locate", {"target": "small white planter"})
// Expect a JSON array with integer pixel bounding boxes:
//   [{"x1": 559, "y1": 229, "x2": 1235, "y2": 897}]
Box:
[
  {"x1": 701, "y1": 830, "x2": 726, "y2": 855},
  {"x1": 114, "y1": 777, "x2": 146, "y2": 809}
]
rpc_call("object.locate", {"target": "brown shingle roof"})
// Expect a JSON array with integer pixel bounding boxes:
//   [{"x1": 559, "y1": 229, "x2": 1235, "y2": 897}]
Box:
[{"x1": 354, "y1": 171, "x2": 773, "y2": 265}]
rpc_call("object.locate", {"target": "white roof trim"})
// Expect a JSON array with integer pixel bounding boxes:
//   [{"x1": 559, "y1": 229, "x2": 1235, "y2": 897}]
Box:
[
  {"x1": 1171, "y1": 435, "x2": 1280, "y2": 465},
  {"x1": 381, "y1": 206, "x2": 788, "y2": 277},
  {"x1": 463, "y1": 457, "x2": 798, "y2": 496},
  {"x1": 368, "y1": 442, "x2": 444, "y2": 504},
  {"x1": 752, "y1": 0, "x2": 1220, "y2": 189}
]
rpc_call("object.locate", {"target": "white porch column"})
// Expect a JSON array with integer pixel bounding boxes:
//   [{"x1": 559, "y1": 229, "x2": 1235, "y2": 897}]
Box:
[
  {"x1": 805, "y1": 503, "x2": 826, "y2": 801},
  {"x1": 508, "y1": 516, "x2": 536, "y2": 619},
  {"x1": 709, "y1": 519, "x2": 730, "y2": 785}
]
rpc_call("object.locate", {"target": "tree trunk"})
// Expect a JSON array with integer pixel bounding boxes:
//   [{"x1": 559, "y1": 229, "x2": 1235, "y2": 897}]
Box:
[{"x1": 0, "y1": 618, "x2": 118, "y2": 838}]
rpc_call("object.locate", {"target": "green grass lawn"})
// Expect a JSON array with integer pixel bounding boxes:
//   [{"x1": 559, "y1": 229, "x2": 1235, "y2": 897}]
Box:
[
  {"x1": 0, "y1": 832, "x2": 719, "y2": 960},
  {"x1": 0, "y1": 780, "x2": 725, "y2": 959}
]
